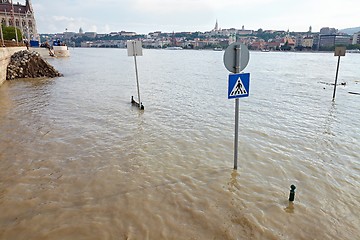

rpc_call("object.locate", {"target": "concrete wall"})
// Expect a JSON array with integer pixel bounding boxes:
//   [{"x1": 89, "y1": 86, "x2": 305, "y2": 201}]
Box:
[{"x1": 0, "y1": 47, "x2": 27, "y2": 86}]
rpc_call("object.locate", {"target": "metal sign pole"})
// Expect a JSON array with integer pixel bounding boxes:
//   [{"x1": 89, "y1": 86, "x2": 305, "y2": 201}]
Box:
[
  {"x1": 332, "y1": 55, "x2": 341, "y2": 101},
  {"x1": 233, "y1": 45, "x2": 241, "y2": 170},
  {"x1": 132, "y1": 41, "x2": 141, "y2": 107},
  {"x1": 224, "y1": 42, "x2": 250, "y2": 170},
  {"x1": 234, "y1": 98, "x2": 239, "y2": 169},
  {"x1": 332, "y1": 46, "x2": 346, "y2": 101}
]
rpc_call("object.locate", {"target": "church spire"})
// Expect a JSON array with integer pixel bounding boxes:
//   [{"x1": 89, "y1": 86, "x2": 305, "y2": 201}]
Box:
[
  {"x1": 214, "y1": 19, "x2": 219, "y2": 31},
  {"x1": 25, "y1": 0, "x2": 33, "y2": 13}
]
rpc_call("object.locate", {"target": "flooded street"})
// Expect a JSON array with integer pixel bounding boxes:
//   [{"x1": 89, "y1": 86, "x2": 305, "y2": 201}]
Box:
[{"x1": 0, "y1": 48, "x2": 359, "y2": 239}]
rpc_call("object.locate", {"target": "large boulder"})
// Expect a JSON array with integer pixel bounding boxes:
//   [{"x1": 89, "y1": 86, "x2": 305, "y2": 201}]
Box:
[{"x1": 6, "y1": 50, "x2": 63, "y2": 80}]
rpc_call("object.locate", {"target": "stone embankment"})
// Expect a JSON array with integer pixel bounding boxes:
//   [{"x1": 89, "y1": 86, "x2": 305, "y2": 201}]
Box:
[{"x1": 7, "y1": 50, "x2": 62, "y2": 80}]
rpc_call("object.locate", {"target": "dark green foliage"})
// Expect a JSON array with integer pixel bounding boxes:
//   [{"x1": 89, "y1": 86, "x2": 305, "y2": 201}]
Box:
[
  {"x1": 256, "y1": 30, "x2": 277, "y2": 41},
  {"x1": 2, "y1": 25, "x2": 23, "y2": 41},
  {"x1": 280, "y1": 40, "x2": 291, "y2": 51},
  {"x1": 347, "y1": 44, "x2": 360, "y2": 50}
]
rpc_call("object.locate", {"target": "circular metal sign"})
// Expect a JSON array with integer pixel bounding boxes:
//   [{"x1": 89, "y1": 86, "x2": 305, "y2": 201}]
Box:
[{"x1": 223, "y1": 43, "x2": 250, "y2": 73}]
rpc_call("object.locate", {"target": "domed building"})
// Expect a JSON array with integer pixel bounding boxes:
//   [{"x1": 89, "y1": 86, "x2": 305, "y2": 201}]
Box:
[{"x1": 0, "y1": 0, "x2": 38, "y2": 40}]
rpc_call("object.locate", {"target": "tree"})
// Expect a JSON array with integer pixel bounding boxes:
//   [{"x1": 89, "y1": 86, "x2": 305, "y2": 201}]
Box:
[
  {"x1": 256, "y1": 30, "x2": 276, "y2": 42},
  {"x1": 2, "y1": 25, "x2": 23, "y2": 41},
  {"x1": 346, "y1": 44, "x2": 360, "y2": 50},
  {"x1": 281, "y1": 40, "x2": 291, "y2": 51}
]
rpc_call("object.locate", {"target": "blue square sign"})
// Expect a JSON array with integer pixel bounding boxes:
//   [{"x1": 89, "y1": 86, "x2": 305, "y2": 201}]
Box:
[{"x1": 228, "y1": 73, "x2": 250, "y2": 99}]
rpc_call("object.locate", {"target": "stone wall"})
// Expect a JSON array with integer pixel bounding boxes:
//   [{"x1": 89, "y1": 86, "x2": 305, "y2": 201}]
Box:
[{"x1": 0, "y1": 47, "x2": 27, "y2": 86}]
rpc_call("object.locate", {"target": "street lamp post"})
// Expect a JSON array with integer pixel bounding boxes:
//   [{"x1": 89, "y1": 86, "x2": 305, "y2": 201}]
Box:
[
  {"x1": 0, "y1": 26, "x2": 4, "y2": 47},
  {"x1": 19, "y1": 8, "x2": 23, "y2": 41},
  {"x1": 10, "y1": 0, "x2": 18, "y2": 45}
]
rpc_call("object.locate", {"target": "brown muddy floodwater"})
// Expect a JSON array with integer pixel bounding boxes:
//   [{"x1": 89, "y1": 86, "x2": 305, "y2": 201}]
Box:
[{"x1": 0, "y1": 48, "x2": 359, "y2": 239}]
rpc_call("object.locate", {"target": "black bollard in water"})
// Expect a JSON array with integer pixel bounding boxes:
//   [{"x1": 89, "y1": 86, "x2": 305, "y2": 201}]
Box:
[{"x1": 289, "y1": 185, "x2": 296, "y2": 202}]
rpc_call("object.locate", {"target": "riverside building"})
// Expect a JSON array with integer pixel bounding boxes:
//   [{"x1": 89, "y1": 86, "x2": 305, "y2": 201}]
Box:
[{"x1": 0, "y1": 0, "x2": 38, "y2": 40}]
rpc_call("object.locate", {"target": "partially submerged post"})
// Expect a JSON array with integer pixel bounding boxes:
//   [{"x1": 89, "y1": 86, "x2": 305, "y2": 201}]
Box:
[
  {"x1": 333, "y1": 46, "x2": 346, "y2": 101},
  {"x1": 289, "y1": 185, "x2": 296, "y2": 202},
  {"x1": 127, "y1": 40, "x2": 144, "y2": 110},
  {"x1": 131, "y1": 96, "x2": 144, "y2": 110},
  {"x1": 223, "y1": 43, "x2": 250, "y2": 170}
]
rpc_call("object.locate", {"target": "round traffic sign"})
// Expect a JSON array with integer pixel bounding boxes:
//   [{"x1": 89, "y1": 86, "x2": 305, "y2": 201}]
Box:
[{"x1": 223, "y1": 43, "x2": 250, "y2": 73}]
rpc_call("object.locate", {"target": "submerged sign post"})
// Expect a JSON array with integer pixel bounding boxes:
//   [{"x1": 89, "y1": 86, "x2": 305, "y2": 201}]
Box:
[
  {"x1": 127, "y1": 40, "x2": 144, "y2": 110},
  {"x1": 223, "y1": 43, "x2": 250, "y2": 170},
  {"x1": 333, "y1": 46, "x2": 346, "y2": 101}
]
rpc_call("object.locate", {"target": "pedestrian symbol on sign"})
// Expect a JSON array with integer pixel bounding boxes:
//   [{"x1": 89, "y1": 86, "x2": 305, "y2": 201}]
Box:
[
  {"x1": 230, "y1": 77, "x2": 247, "y2": 96},
  {"x1": 228, "y1": 73, "x2": 250, "y2": 99}
]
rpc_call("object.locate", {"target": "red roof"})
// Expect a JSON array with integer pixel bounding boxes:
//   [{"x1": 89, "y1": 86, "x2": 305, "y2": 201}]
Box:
[
  {"x1": 250, "y1": 42, "x2": 263, "y2": 47},
  {"x1": 267, "y1": 42, "x2": 280, "y2": 47},
  {"x1": 281, "y1": 37, "x2": 295, "y2": 45}
]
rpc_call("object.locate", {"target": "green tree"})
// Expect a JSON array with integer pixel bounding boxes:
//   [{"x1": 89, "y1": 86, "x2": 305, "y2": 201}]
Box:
[
  {"x1": 281, "y1": 40, "x2": 291, "y2": 51},
  {"x1": 256, "y1": 31, "x2": 276, "y2": 42},
  {"x1": 346, "y1": 44, "x2": 360, "y2": 50},
  {"x1": 2, "y1": 25, "x2": 23, "y2": 41}
]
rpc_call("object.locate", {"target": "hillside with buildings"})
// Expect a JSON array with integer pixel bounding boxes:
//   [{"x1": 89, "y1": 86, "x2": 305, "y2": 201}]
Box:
[
  {"x1": 40, "y1": 23, "x2": 360, "y2": 52},
  {"x1": 0, "y1": 1, "x2": 357, "y2": 53}
]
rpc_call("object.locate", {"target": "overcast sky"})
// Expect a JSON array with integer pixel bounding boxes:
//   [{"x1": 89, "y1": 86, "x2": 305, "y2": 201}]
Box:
[{"x1": 32, "y1": 0, "x2": 359, "y2": 34}]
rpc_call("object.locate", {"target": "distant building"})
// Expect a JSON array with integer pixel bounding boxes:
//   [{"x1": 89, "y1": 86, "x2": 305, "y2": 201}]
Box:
[
  {"x1": 320, "y1": 27, "x2": 337, "y2": 35},
  {"x1": 228, "y1": 34, "x2": 236, "y2": 44},
  {"x1": 312, "y1": 34, "x2": 320, "y2": 49},
  {"x1": 319, "y1": 34, "x2": 351, "y2": 48},
  {"x1": 319, "y1": 35, "x2": 336, "y2": 48},
  {"x1": 0, "y1": 0, "x2": 38, "y2": 40},
  {"x1": 81, "y1": 41, "x2": 93, "y2": 48},
  {"x1": 238, "y1": 29, "x2": 253, "y2": 35},
  {"x1": 353, "y1": 32, "x2": 360, "y2": 44},
  {"x1": 149, "y1": 31, "x2": 162, "y2": 38},
  {"x1": 64, "y1": 31, "x2": 76, "y2": 39},
  {"x1": 219, "y1": 28, "x2": 237, "y2": 36},
  {"x1": 194, "y1": 38, "x2": 208, "y2": 48},
  {"x1": 267, "y1": 41, "x2": 281, "y2": 50},
  {"x1": 119, "y1": 31, "x2": 136, "y2": 36},
  {"x1": 96, "y1": 34, "x2": 106, "y2": 38},
  {"x1": 295, "y1": 35, "x2": 303, "y2": 48},
  {"x1": 279, "y1": 36, "x2": 295, "y2": 49},
  {"x1": 84, "y1": 32, "x2": 97, "y2": 38},
  {"x1": 335, "y1": 35, "x2": 351, "y2": 45},
  {"x1": 302, "y1": 37, "x2": 313, "y2": 48},
  {"x1": 109, "y1": 32, "x2": 119, "y2": 37},
  {"x1": 249, "y1": 40, "x2": 265, "y2": 50},
  {"x1": 53, "y1": 33, "x2": 64, "y2": 40}
]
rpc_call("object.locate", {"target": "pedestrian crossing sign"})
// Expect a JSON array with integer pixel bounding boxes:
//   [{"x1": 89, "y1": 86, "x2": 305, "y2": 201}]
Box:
[{"x1": 228, "y1": 73, "x2": 250, "y2": 99}]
